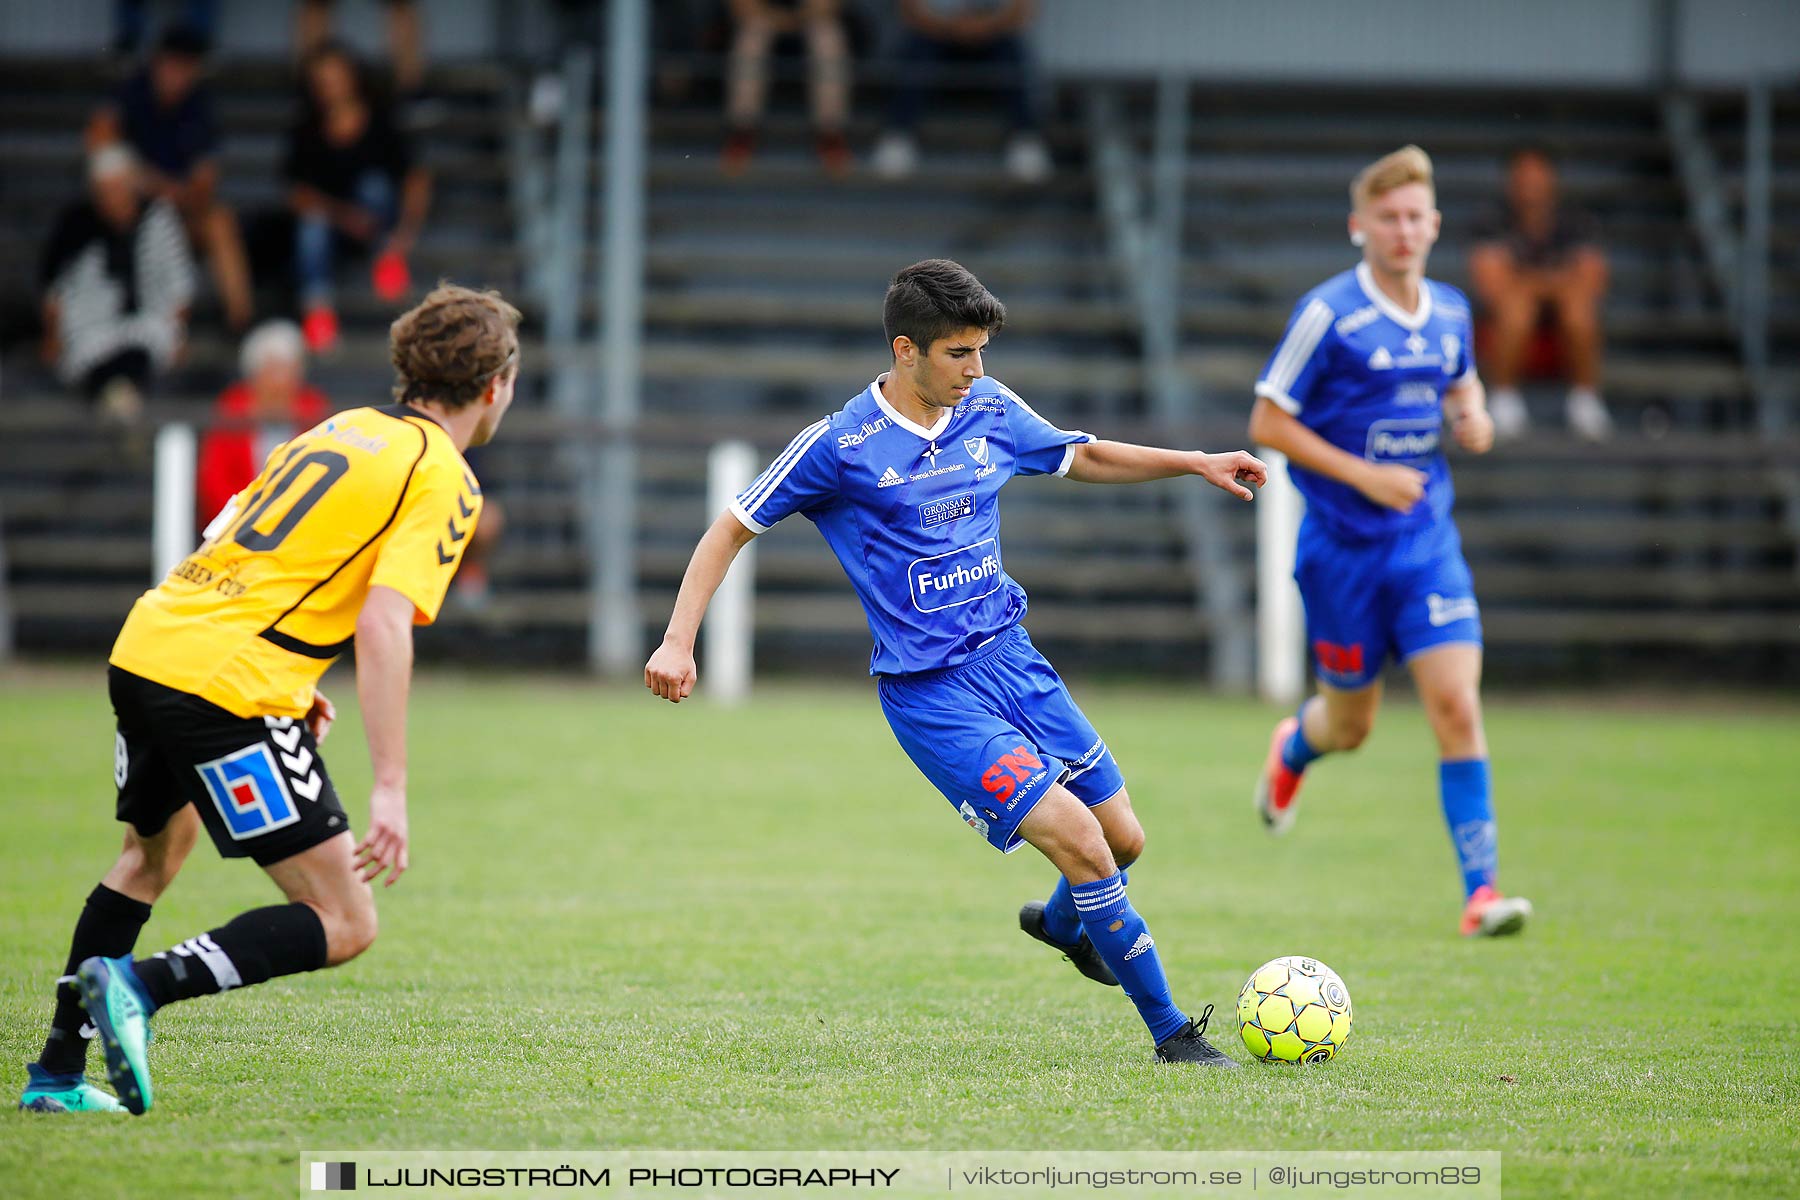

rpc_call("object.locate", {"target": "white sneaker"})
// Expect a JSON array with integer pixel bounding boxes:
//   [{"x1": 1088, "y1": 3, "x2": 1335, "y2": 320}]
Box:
[
  {"x1": 1566, "y1": 388, "x2": 1614, "y2": 442},
  {"x1": 872, "y1": 132, "x2": 917, "y2": 180},
  {"x1": 1004, "y1": 134, "x2": 1051, "y2": 184},
  {"x1": 1487, "y1": 388, "x2": 1529, "y2": 440}
]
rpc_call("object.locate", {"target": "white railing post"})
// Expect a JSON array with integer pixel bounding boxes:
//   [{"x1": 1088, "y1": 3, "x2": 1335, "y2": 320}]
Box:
[
  {"x1": 1256, "y1": 450, "x2": 1305, "y2": 705},
  {"x1": 705, "y1": 441, "x2": 758, "y2": 705},
  {"x1": 152, "y1": 422, "x2": 197, "y2": 583}
]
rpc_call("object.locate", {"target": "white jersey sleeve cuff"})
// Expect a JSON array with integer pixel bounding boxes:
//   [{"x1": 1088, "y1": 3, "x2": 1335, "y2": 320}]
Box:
[
  {"x1": 1055, "y1": 434, "x2": 1094, "y2": 478},
  {"x1": 727, "y1": 498, "x2": 770, "y2": 535},
  {"x1": 1254, "y1": 381, "x2": 1303, "y2": 415}
]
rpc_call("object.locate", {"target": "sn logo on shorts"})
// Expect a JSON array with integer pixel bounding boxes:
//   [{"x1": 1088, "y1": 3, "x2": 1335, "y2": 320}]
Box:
[{"x1": 194, "y1": 743, "x2": 301, "y2": 840}]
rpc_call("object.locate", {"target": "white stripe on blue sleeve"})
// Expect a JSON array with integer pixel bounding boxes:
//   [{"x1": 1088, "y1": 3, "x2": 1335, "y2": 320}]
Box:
[
  {"x1": 730, "y1": 419, "x2": 829, "y2": 530},
  {"x1": 1256, "y1": 298, "x2": 1333, "y2": 414}
]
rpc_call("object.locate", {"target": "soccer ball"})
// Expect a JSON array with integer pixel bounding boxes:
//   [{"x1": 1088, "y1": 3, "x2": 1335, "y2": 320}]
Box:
[{"x1": 1236, "y1": 956, "x2": 1353, "y2": 1064}]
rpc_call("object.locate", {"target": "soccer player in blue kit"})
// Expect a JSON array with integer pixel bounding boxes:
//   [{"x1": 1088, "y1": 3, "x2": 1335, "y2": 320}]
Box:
[
  {"x1": 646, "y1": 259, "x2": 1267, "y2": 1064},
  {"x1": 1247, "y1": 147, "x2": 1533, "y2": 938}
]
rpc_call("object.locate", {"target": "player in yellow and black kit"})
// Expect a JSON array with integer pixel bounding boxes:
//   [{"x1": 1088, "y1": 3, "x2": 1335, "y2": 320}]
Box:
[{"x1": 19, "y1": 285, "x2": 520, "y2": 1116}]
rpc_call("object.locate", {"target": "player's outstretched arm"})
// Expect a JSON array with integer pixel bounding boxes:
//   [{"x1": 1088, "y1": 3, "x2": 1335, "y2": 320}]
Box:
[
  {"x1": 645, "y1": 510, "x2": 759, "y2": 704},
  {"x1": 1065, "y1": 440, "x2": 1267, "y2": 500},
  {"x1": 353, "y1": 585, "x2": 415, "y2": 887},
  {"x1": 1248, "y1": 396, "x2": 1426, "y2": 514}
]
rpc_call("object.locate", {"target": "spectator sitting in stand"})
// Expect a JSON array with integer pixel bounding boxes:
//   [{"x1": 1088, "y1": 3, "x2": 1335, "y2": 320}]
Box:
[
  {"x1": 286, "y1": 39, "x2": 431, "y2": 353},
  {"x1": 1468, "y1": 144, "x2": 1613, "y2": 441},
  {"x1": 112, "y1": 0, "x2": 216, "y2": 61},
  {"x1": 873, "y1": 0, "x2": 1049, "y2": 184},
  {"x1": 196, "y1": 320, "x2": 332, "y2": 530},
  {"x1": 89, "y1": 22, "x2": 254, "y2": 331},
  {"x1": 40, "y1": 145, "x2": 195, "y2": 424},
  {"x1": 296, "y1": 0, "x2": 424, "y2": 99},
  {"x1": 721, "y1": 0, "x2": 853, "y2": 178}
]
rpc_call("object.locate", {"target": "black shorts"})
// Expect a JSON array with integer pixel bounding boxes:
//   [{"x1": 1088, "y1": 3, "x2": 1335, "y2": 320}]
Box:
[{"x1": 110, "y1": 666, "x2": 350, "y2": 867}]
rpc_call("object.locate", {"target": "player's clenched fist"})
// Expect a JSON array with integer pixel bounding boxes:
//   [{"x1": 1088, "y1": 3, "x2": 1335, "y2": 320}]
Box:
[
  {"x1": 1357, "y1": 462, "x2": 1428, "y2": 513},
  {"x1": 645, "y1": 641, "x2": 698, "y2": 703},
  {"x1": 1451, "y1": 406, "x2": 1495, "y2": 455}
]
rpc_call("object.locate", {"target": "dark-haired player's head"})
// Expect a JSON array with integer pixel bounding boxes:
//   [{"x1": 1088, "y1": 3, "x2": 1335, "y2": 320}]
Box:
[
  {"x1": 882, "y1": 259, "x2": 1007, "y2": 409},
  {"x1": 1503, "y1": 142, "x2": 1561, "y2": 215},
  {"x1": 389, "y1": 283, "x2": 522, "y2": 446}
]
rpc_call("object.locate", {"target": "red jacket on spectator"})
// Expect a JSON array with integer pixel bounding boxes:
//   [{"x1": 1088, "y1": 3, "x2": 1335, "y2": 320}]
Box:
[{"x1": 196, "y1": 381, "x2": 332, "y2": 529}]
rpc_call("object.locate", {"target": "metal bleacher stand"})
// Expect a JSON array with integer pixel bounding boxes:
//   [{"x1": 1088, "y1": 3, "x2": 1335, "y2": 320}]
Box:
[
  {"x1": 1088, "y1": 80, "x2": 1261, "y2": 695},
  {"x1": 2, "y1": 0, "x2": 1797, "y2": 685}
]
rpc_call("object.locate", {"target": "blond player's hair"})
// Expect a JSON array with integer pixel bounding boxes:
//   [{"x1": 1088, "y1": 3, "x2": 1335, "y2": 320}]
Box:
[{"x1": 1351, "y1": 145, "x2": 1434, "y2": 209}]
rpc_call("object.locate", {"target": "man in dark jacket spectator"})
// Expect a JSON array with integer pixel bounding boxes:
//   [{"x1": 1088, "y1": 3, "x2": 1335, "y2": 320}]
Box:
[{"x1": 89, "y1": 23, "x2": 252, "y2": 331}]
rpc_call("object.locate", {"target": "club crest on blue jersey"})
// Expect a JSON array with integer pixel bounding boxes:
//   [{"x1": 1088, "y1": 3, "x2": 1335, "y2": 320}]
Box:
[
  {"x1": 965, "y1": 436, "x2": 998, "y2": 479},
  {"x1": 195, "y1": 743, "x2": 300, "y2": 839}
]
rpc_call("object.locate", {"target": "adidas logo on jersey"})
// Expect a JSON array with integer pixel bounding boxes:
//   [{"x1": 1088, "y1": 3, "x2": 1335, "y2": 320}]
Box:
[
  {"x1": 1123, "y1": 931, "x2": 1156, "y2": 961},
  {"x1": 1367, "y1": 346, "x2": 1394, "y2": 370},
  {"x1": 877, "y1": 467, "x2": 904, "y2": 488}
]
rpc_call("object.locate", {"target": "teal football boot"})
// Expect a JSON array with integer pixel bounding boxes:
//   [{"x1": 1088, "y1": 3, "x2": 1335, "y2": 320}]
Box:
[
  {"x1": 75, "y1": 956, "x2": 155, "y2": 1115},
  {"x1": 18, "y1": 1062, "x2": 127, "y2": 1113}
]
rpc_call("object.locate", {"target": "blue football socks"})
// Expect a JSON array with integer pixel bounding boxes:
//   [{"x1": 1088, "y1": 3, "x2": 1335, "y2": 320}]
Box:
[
  {"x1": 1280, "y1": 698, "x2": 1325, "y2": 774},
  {"x1": 1440, "y1": 758, "x2": 1497, "y2": 898},
  {"x1": 1043, "y1": 876, "x2": 1081, "y2": 946},
  {"x1": 1070, "y1": 872, "x2": 1187, "y2": 1044},
  {"x1": 1044, "y1": 867, "x2": 1127, "y2": 947}
]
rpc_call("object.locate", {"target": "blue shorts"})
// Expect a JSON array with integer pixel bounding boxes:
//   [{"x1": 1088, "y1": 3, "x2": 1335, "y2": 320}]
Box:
[
  {"x1": 1295, "y1": 515, "x2": 1483, "y2": 691},
  {"x1": 877, "y1": 624, "x2": 1125, "y2": 854}
]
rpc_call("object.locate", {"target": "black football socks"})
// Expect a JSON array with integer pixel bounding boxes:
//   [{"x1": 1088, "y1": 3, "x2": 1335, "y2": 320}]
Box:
[
  {"x1": 131, "y1": 903, "x2": 329, "y2": 1009},
  {"x1": 39, "y1": 884, "x2": 153, "y2": 1075}
]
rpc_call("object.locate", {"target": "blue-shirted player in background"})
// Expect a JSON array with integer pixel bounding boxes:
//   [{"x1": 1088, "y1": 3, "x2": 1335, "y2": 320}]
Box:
[
  {"x1": 1248, "y1": 146, "x2": 1533, "y2": 938},
  {"x1": 647, "y1": 259, "x2": 1267, "y2": 1064}
]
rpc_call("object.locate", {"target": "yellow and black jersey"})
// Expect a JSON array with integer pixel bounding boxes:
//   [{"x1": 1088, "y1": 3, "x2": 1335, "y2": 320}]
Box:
[{"x1": 111, "y1": 404, "x2": 482, "y2": 719}]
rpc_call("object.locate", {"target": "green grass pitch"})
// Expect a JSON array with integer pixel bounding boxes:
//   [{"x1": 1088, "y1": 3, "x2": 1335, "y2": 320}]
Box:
[{"x1": 1, "y1": 665, "x2": 1796, "y2": 1197}]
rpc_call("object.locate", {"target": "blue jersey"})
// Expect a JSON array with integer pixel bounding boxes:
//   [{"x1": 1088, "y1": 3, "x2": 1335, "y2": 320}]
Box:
[
  {"x1": 1255, "y1": 263, "x2": 1477, "y2": 541},
  {"x1": 729, "y1": 374, "x2": 1092, "y2": 676}
]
